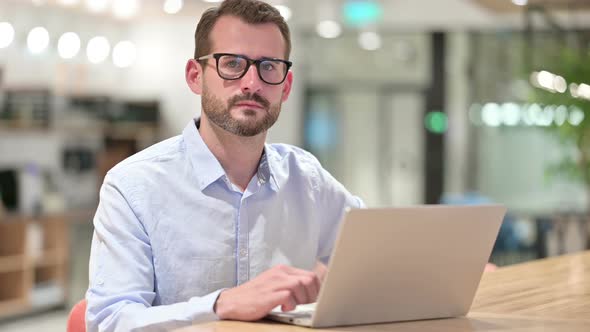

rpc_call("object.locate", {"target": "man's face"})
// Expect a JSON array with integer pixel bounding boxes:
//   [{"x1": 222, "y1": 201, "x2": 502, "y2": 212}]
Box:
[{"x1": 200, "y1": 15, "x2": 292, "y2": 137}]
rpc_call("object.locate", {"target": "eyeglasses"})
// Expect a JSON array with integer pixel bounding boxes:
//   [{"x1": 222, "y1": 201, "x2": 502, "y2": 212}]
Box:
[{"x1": 197, "y1": 53, "x2": 292, "y2": 85}]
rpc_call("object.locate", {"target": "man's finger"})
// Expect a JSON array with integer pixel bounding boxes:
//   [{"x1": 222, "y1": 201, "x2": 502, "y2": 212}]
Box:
[
  {"x1": 275, "y1": 265, "x2": 321, "y2": 303},
  {"x1": 268, "y1": 290, "x2": 298, "y2": 312},
  {"x1": 297, "y1": 274, "x2": 319, "y2": 303},
  {"x1": 286, "y1": 279, "x2": 309, "y2": 304},
  {"x1": 277, "y1": 264, "x2": 316, "y2": 277}
]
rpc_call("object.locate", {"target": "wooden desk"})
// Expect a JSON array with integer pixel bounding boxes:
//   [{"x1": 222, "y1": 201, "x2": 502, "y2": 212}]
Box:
[{"x1": 175, "y1": 251, "x2": 590, "y2": 331}]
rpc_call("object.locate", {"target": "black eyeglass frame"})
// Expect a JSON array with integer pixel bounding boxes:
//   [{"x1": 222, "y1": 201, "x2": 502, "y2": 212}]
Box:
[{"x1": 196, "y1": 53, "x2": 293, "y2": 85}]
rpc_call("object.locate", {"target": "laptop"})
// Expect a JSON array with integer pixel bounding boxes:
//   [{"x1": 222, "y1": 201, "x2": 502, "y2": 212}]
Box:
[{"x1": 267, "y1": 204, "x2": 506, "y2": 328}]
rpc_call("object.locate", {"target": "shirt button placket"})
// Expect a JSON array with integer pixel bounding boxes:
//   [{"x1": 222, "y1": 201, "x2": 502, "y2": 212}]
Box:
[
  {"x1": 237, "y1": 199, "x2": 249, "y2": 284},
  {"x1": 239, "y1": 248, "x2": 248, "y2": 257}
]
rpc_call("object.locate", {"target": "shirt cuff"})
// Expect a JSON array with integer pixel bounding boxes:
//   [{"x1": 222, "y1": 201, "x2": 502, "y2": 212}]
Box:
[{"x1": 187, "y1": 288, "x2": 226, "y2": 323}]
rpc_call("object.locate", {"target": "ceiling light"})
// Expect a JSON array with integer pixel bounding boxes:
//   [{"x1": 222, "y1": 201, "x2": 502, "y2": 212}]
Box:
[
  {"x1": 275, "y1": 5, "x2": 292, "y2": 21},
  {"x1": 27, "y1": 27, "x2": 50, "y2": 54},
  {"x1": 57, "y1": 0, "x2": 80, "y2": 6},
  {"x1": 536, "y1": 71, "x2": 555, "y2": 90},
  {"x1": 511, "y1": 0, "x2": 528, "y2": 6},
  {"x1": 500, "y1": 103, "x2": 521, "y2": 126},
  {"x1": 554, "y1": 105, "x2": 568, "y2": 126},
  {"x1": 553, "y1": 75, "x2": 567, "y2": 93},
  {"x1": 112, "y1": 0, "x2": 139, "y2": 19},
  {"x1": 481, "y1": 103, "x2": 501, "y2": 127},
  {"x1": 58, "y1": 32, "x2": 81, "y2": 59},
  {"x1": 113, "y1": 40, "x2": 137, "y2": 68},
  {"x1": 568, "y1": 107, "x2": 584, "y2": 126},
  {"x1": 0, "y1": 22, "x2": 15, "y2": 49},
  {"x1": 87, "y1": 36, "x2": 111, "y2": 64},
  {"x1": 578, "y1": 83, "x2": 590, "y2": 100},
  {"x1": 163, "y1": 0, "x2": 183, "y2": 14},
  {"x1": 86, "y1": 0, "x2": 110, "y2": 13},
  {"x1": 358, "y1": 31, "x2": 381, "y2": 51},
  {"x1": 316, "y1": 20, "x2": 341, "y2": 39},
  {"x1": 570, "y1": 83, "x2": 579, "y2": 98}
]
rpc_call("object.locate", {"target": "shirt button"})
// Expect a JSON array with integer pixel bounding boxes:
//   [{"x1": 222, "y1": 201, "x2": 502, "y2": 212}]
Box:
[{"x1": 239, "y1": 248, "x2": 248, "y2": 257}]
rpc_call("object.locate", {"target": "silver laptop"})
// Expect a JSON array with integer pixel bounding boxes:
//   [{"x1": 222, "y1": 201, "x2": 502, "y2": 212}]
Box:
[{"x1": 267, "y1": 204, "x2": 506, "y2": 328}]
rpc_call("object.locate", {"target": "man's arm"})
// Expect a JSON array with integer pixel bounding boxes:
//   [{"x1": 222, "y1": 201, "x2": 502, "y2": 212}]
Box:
[{"x1": 86, "y1": 175, "x2": 221, "y2": 332}]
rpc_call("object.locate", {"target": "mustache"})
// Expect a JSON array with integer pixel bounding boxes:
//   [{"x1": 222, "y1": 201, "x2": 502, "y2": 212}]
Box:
[{"x1": 228, "y1": 93, "x2": 270, "y2": 109}]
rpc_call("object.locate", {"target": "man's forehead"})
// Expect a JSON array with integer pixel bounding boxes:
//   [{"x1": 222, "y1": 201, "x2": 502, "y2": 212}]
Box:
[
  {"x1": 209, "y1": 15, "x2": 286, "y2": 57},
  {"x1": 211, "y1": 15, "x2": 280, "y2": 33}
]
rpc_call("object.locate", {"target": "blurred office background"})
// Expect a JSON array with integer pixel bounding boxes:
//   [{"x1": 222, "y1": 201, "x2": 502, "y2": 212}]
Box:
[{"x1": 1, "y1": 0, "x2": 590, "y2": 330}]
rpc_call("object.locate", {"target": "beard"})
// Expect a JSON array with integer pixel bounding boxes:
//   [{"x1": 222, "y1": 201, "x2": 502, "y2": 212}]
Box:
[{"x1": 201, "y1": 88, "x2": 282, "y2": 137}]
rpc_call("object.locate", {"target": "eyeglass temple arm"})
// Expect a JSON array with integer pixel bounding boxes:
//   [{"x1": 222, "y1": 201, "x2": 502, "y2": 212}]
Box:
[{"x1": 196, "y1": 54, "x2": 214, "y2": 61}]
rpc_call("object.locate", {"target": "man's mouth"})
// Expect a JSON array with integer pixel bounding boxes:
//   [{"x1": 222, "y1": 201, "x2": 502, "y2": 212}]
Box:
[{"x1": 234, "y1": 101, "x2": 264, "y2": 109}]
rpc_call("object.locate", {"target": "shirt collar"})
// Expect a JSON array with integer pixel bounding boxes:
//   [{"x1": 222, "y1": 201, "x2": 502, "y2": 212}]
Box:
[
  {"x1": 261, "y1": 144, "x2": 280, "y2": 192},
  {"x1": 183, "y1": 118, "x2": 280, "y2": 192},
  {"x1": 183, "y1": 119, "x2": 225, "y2": 191}
]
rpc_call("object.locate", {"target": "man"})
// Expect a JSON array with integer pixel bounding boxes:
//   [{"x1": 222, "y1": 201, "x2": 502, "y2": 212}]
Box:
[{"x1": 85, "y1": 0, "x2": 363, "y2": 331}]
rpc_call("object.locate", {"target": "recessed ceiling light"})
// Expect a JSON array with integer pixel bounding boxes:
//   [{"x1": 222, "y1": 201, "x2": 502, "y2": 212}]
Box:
[
  {"x1": 511, "y1": 0, "x2": 528, "y2": 6},
  {"x1": 113, "y1": 40, "x2": 137, "y2": 68},
  {"x1": 164, "y1": 0, "x2": 183, "y2": 14},
  {"x1": 58, "y1": 32, "x2": 81, "y2": 59},
  {"x1": 0, "y1": 22, "x2": 15, "y2": 48},
  {"x1": 27, "y1": 26, "x2": 50, "y2": 54},
  {"x1": 316, "y1": 20, "x2": 341, "y2": 39},
  {"x1": 274, "y1": 5, "x2": 292, "y2": 21},
  {"x1": 87, "y1": 36, "x2": 111, "y2": 64}
]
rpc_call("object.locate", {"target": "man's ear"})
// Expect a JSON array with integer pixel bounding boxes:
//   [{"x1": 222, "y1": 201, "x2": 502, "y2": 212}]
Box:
[
  {"x1": 185, "y1": 59, "x2": 203, "y2": 95},
  {"x1": 281, "y1": 70, "x2": 293, "y2": 102}
]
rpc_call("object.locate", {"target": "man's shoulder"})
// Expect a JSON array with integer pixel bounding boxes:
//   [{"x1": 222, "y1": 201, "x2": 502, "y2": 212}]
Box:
[
  {"x1": 267, "y1": 143, "x2": 352, "y2": 201},
  {"x1": 266, "y1": 143, "x2": 326, "y2": 186},
  {"x1": 108, "y1": 135, "x2": 184, "y2": 179},
  {"x1": 267, "y1": 143, "x2": 321, "y2": 167}
]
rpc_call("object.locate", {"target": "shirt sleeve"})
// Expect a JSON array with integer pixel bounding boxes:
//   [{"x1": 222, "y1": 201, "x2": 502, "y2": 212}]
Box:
[
  {"x1": 86, "y1": 173, "x2": 223, "y2": 332},
  {"x1": 314, "y1": 164, "x2": 366, "y2": 264}
]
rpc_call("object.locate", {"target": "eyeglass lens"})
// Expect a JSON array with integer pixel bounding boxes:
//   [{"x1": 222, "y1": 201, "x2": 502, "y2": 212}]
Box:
[{"x1": 217, "y1": 55, "x2": 287, "y2": 84}]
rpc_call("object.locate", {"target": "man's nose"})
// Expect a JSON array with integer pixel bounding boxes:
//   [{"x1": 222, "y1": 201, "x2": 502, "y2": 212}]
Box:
[{"x1": 240, "y1": 64, "x2": 263, "y2": 93}]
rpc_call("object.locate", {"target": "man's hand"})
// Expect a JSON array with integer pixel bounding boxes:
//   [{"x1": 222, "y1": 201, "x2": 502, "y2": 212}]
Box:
[
  {"x1": 214, "y1": 264, "x2": 321, "y2": 321},
  {"x1": 313, "y1": 261, "x2": 328, "y2": 282}
]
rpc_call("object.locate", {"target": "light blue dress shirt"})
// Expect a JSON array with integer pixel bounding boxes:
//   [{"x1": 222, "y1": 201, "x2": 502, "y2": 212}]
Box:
[{"x1": 86, "y1": 119, "x2": 364, "y2": 332}]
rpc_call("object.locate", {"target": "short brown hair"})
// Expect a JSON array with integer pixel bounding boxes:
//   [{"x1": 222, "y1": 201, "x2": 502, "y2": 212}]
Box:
[{"x1": 194, "y1": 0, "x2": 291, "y2": 60}]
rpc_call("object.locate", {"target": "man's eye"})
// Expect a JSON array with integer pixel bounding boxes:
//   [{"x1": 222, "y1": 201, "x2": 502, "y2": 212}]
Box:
[
  {"x1": 261, "y1": 62, "x2": 275, "y2": 71},
  {"x1": 227, "y1": 60, "x2": 240, "y2": 68}
]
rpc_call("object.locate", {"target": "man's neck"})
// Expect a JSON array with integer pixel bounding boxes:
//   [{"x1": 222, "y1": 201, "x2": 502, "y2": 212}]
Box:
[{"x1": 198, "y1": 116, "x2": 266, "y2": 191}]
